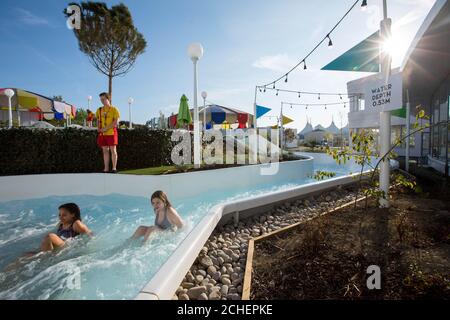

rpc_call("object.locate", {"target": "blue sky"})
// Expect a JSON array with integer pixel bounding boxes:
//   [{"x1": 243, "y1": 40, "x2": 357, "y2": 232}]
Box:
[{"x1": 0, "y1": 0, "x2": 435, "y2": 130}]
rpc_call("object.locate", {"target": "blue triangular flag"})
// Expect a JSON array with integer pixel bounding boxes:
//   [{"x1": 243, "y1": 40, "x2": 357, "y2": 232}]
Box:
[{"x1": 256, "y1": 105, "x2": 271, "y2": 119}]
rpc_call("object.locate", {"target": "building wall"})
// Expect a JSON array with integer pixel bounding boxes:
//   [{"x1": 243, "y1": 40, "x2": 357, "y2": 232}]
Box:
[{"x1": 429, "y1": 74, "x2": 450, "y2": 169}]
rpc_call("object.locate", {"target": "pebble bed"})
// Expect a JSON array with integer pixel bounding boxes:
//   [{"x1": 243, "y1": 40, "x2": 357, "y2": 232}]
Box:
[{"x1": 173, "y1": 185, "x2": 361, "y2": 300}]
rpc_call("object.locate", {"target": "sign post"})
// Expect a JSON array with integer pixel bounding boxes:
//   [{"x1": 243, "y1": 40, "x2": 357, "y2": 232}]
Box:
[
  {"x1": 361, "y1": 1, "x2": 400, "y2": 208},
  {"x1": 379, "y1": 0, "x2": 393, "y2": 208}
]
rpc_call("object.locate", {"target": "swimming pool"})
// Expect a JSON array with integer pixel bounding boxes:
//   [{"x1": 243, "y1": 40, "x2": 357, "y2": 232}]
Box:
[{"x1": 0, "y1": 153, "x2": 373, "y2": 300}]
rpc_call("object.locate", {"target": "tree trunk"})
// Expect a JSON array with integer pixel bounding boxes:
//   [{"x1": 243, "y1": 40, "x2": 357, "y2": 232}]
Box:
[{"x1": 108, "y1": 73, "x2": 113, "y2": 103}]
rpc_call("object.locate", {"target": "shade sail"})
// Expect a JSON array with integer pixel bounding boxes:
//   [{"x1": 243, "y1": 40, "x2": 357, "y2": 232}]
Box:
[
  {"x1": 17, "y1": 90, "x2": 53, "y2": 113},
  {"x1": 55, "y1": 112, "x2": 65, "y2": 120},
  {"x1": 0, "y1": 89, "x2": 54, "y2": 113},
  {"x1": 322, "y1": 31, "x2": 380, "y2": 72},
  {"x1": 197, "y1": 105, "x2": 249, "y2": 125},
  {"x1": 16, "y1": 90, "x2": 39, "y2": 110},
  {"x1": 53, "y1": 101, "x2": 66, "y2": 113},
  {"x1": 43, "y1": 113, "x2": 55, "y2": 120}
]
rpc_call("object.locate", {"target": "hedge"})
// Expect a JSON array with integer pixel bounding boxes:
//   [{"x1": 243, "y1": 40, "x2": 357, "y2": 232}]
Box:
[{"x1": 0, "y1": 128, "x2": 175, "y2": 176}]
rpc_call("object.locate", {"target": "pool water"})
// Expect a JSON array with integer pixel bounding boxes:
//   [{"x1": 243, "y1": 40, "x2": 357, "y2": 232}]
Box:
[{"x1": 0, "y1": 153, "x2": 366, "y2": 300}]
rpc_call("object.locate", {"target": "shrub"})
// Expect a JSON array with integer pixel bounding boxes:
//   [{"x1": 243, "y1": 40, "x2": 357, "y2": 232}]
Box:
[{"x1": 0, "y1": 128, "x2": 175, "y2": 175}]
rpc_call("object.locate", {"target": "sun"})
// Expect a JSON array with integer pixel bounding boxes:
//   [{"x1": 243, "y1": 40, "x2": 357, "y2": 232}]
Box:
[{"x1": 381, "y1": 29, "x2": 410, "y2": 65}]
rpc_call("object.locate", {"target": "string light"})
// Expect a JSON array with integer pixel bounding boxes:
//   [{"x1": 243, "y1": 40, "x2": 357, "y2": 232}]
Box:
[
  {"x1": 281, "y1": 101, "x2": 350, "y2": 108},
  {"x1": 318, "y1": 93, "x2": 321, "y2": 100},
  {"x1": 256, "y1": 0, "x2": 361, "y2": 88},
  {"x1": 260, "y1": 86, "x2": 360, "y2": 98},
  {"x1": 327, "y1": 34, "x2": 333, "y2": 48},
  {"x1": 276, "y1": 90, "x2": 279, "y2": 96},
  {"x1": 361, "y1": 0, "x2": 368, "y2": 11}
]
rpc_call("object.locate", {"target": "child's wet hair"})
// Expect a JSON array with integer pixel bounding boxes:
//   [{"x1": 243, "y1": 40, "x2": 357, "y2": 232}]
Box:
[
  {"x1": 58, "y1": 203, "x2": 81, "y2": 221},
  {"x1": 151, "y1": 191, "x2": 172, "y2": 208}
]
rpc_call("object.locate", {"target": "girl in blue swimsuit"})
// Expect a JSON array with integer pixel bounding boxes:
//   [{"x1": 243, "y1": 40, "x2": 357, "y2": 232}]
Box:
[
  {"x1": 131, "y1": 191, "x2": 184, "y2": 243},
  {"x1": 40, "y1": 203, "x2": 92, "y2": 252}
]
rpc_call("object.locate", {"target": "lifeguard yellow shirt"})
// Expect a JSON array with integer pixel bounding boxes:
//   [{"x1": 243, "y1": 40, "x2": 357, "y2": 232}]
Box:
[{"x1": 96, "y1": 106, "x2": 120, "y2": 136}]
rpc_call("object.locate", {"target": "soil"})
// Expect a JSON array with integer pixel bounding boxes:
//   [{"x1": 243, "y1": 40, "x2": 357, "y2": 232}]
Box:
[{"x1": 251, "y1": 172, "x2": 450, "y2": 299}]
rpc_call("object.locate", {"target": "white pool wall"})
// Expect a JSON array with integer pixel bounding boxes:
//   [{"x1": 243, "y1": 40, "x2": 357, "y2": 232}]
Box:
[
  {"x1": 0, "y1": 157, "x2": 313, "y2": 202},
  {"x1": 0, "y1": 156, "x2": 398, "y2": 300}
]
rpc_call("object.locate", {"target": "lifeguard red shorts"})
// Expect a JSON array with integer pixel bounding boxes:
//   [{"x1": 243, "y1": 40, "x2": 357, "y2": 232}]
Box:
[{"x1": 97, "y1": 133, "x2": 118, "y2": 147}]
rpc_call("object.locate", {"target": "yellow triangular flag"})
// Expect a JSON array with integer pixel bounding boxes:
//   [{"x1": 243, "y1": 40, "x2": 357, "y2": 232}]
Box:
[{"x1": 282, "y1": 115, "x2": 294, "y2": 125}]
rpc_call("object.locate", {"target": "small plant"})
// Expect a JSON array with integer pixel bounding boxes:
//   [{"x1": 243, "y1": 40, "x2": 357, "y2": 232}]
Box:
[
  {"x1": 324, "y1": 107, "x2": 443, "y2": 210},
  {"x1": 394, "y1": 211, "x2": 410, "y2": 243},
  {"x1": 312, "y1": 170, "x2": 336, "y2": 181},
  {"x1": 301, "y1": 219, "x2": 327, "y2": 257},
  {"x1": 402, "y1": 263, "x2": 449, "y2": 298}
]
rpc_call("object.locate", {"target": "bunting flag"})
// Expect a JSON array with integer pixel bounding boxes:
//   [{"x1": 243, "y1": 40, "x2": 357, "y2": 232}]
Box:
[
  {"x1": 321, "y1": 30, "x2": 380, "y2": 73},
  {"x1": 282, "y1": 115, "x2": 294, "y2": 125},
  {"x1": 256, "y1": 105, "x2": 271, "y2": 119}
]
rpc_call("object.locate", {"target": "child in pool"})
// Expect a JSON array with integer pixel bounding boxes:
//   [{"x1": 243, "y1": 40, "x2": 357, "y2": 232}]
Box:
[
  {"x1": 4, "y1": 203, "x2": 92, "y2": 271},
  {"x1": 40, "y1": 203, "x2": 92, "y2": 252},
  {"x1": 131, "y1": 191, "x2": 184, "y2": 243}
]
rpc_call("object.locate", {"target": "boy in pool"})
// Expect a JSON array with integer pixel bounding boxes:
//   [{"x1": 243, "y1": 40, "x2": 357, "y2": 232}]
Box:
[
  {"x1": 40, "y1": 203, "x2": 92, "y2": 252},
  {"x1": 131, "y1": 191, "x2": 183, "y2": 243}
]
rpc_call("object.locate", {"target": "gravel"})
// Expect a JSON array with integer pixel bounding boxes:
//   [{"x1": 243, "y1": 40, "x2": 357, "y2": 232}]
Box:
[{"x1": 177, "y1": 186, "x2": 359, "y2": 300}]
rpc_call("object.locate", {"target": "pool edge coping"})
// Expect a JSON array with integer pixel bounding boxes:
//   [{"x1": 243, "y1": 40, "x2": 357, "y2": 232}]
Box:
[{"x1": 135, "y1": 169, "x2": 379, "y2": 300}]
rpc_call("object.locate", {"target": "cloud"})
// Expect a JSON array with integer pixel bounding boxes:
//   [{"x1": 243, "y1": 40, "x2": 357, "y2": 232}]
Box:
[
  {"x1": 205, "y1": 88, "x2": 248, "y2": 101},
  {"x1": 252, "y1": 54, "x2": 295, "y2": 72},
  {"x1": 15, "y1": 8, "x2": 50, "y2": 26},
  {"x1": 392, "y1": 0, "x2": 435, "y2": 30}
]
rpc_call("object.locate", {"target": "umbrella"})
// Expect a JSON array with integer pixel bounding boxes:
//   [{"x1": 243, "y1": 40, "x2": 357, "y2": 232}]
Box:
[
  {"x1": 0, "y1": 88, "x2": 55, "y2": 114},
  {"x1": 177, "y1": 95, "x2": 192, "y2": 128},
  {"x1": 199, "y1": 105, "x2": 245, "y2": 125}
]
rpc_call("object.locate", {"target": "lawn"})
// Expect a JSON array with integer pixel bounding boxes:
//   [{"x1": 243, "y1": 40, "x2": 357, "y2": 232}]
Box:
[{"x1": 119, "y1": 165, "x2": 193, "y2": 175}]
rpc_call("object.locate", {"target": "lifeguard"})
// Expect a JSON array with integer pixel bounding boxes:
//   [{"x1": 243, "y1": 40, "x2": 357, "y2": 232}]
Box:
[{"x1": 96, "y1": 92, "x2": 120, "y2": 173}]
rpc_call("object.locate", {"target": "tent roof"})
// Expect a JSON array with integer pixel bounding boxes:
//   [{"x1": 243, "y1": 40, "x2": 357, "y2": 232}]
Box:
[
  {"x1": 325, "y1": 120, "x2": 340, "y2": 134},
  {"x1": 314, "y1": 124, "x2": 327, "y2": 131},
  {"x1": 299, "y1": 122, "x2": 314, "y2": 135}
]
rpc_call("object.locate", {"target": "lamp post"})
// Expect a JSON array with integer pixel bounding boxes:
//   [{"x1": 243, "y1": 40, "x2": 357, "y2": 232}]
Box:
[
  {"x1": 87, "y1": 95, "x2": 92, "y2": 109},
  {"x1": 86, "y1": 95, "x2": 92, "y2": 127},
  {"x1": 280, "y1": 102, "x2": 284, "y2": 150},
  {"x1": 379, "y1": 0, "x2": 392, "y2": 208},
  {"x1": 128, "y1": 97, "x2": 134, "y2": 129},
  {"x1": 187, "y1": 42, "x2": 204, "y2": 169},
  {"x1": 4, "y1": 89, "x2": 15, "y2": 128},
  {"x1": 201, "y1": 91, "x2": 207, "y2": 131}
]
